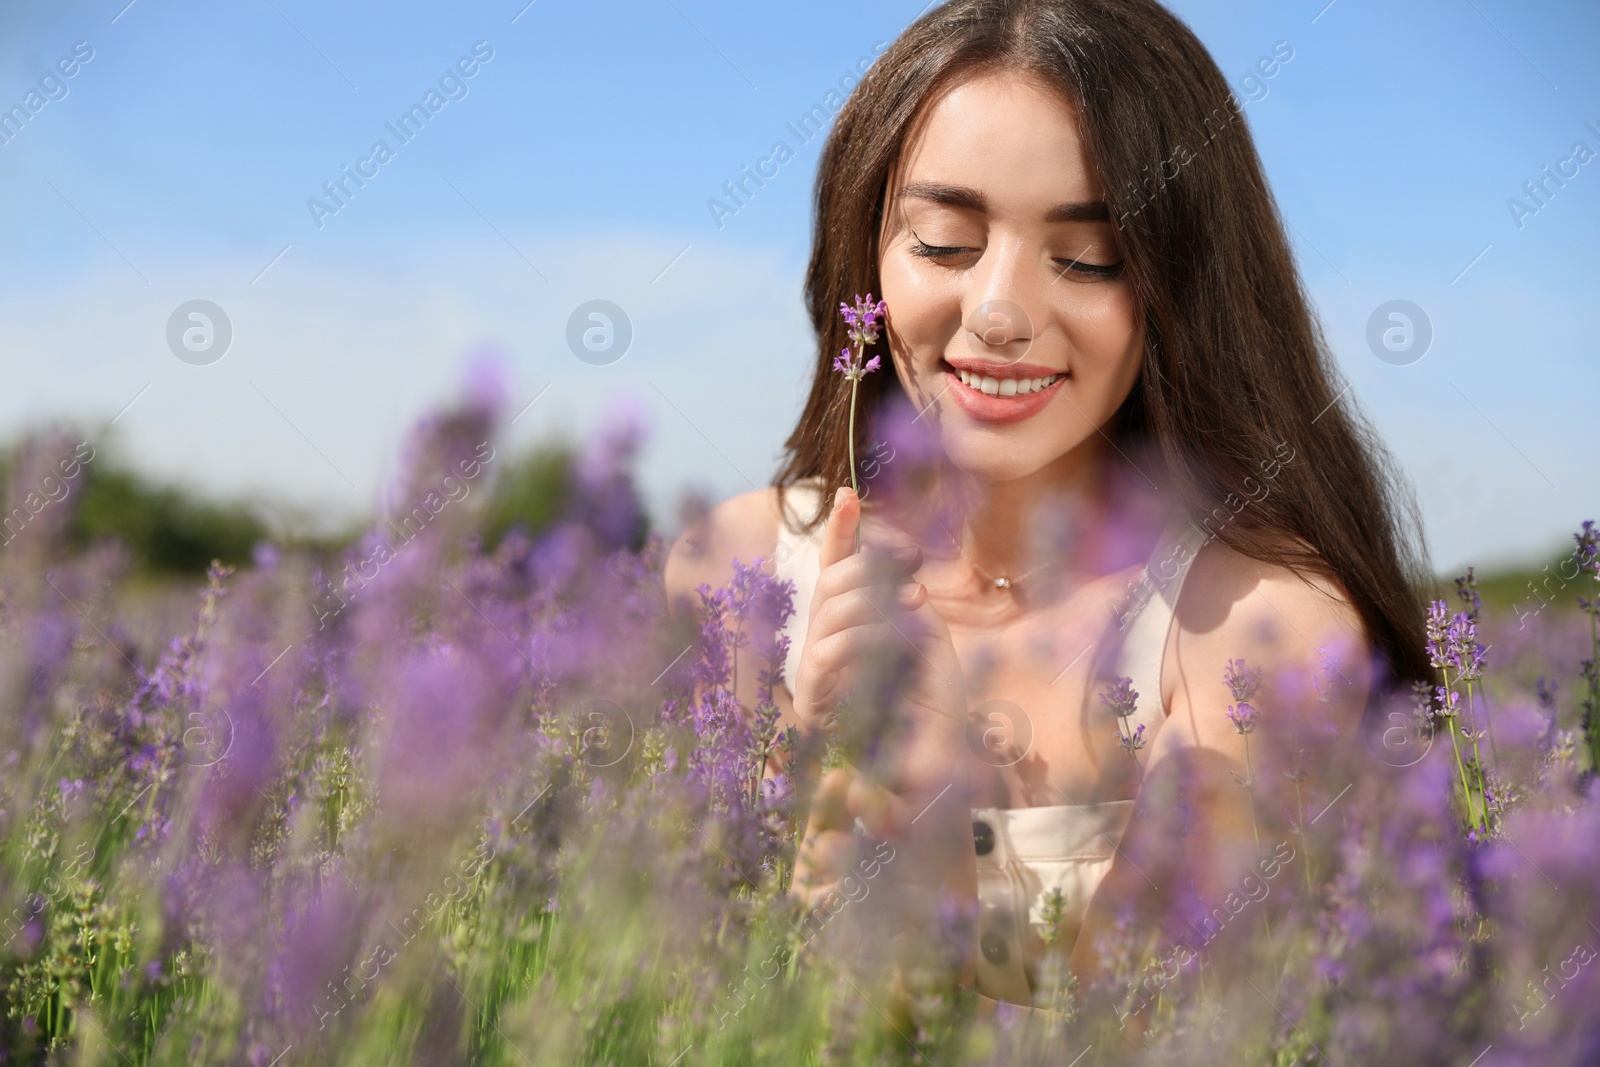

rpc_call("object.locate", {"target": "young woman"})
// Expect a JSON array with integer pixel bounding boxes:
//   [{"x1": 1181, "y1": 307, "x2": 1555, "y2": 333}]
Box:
[{"x1": 664, "y1": 0, "x2": 1431, "y2": 1007}]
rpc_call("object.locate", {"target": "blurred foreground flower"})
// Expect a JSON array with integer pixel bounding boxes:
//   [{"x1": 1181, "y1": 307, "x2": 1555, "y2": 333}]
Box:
[{"x1": 0, "y1": 384, "x2": 1596, "y2": 1065}]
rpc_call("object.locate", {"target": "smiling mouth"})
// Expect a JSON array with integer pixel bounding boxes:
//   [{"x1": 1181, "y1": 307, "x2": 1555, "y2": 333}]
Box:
[{"x1": 940, "y1": 359, "x2": 1067, "y2": 397}]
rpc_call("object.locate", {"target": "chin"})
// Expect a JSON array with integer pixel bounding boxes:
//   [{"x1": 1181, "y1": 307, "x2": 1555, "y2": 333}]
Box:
[{"x1": 936, "y1": 424, "x2": 1085, "y2": 484}]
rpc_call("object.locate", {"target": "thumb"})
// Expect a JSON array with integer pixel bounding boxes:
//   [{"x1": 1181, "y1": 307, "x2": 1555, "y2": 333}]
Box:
[
  {"x1": 817, "y1": 485, "x2": 861, "y2": 572},
  {"x1": 808, "y1": 767, "x2": 859, "y2": 833},
  {"x1": 846, "y1": 769, "x2": 915, "y2": 839}
]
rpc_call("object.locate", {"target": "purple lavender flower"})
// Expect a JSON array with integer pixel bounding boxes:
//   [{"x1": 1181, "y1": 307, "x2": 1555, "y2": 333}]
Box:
[
  {"x1": 1453, "y1": 611, "x2": 1486, "y2": 683},
  {"x1": 1456, "y1": 566, "x2": 1482, "y2": 620},
  {"x1": 1226, "y1": 700, "x2": 1259, "y2": 735},
  {"x1": 1435, "y1": 686, "x2": 1461, "y2": 720},
  {"x1": 1575, "y1": 519, "x2": 1598, "y2": 575},
  {"x1": 724, "y1": 556, "x2": 797, "y2": 705},
  {"x1": 1099, "y1": 675, "x2": 1139, "y2": 719},
  {"x1": 835, "y1": 294, "x2": 888, "y2": 513},
  {"x1": 682, "y1": 558, "x2": 797, "y2": 815},
  {"x1": 1573, "y1": 520, "x2": 1600, "y2": 772},
  {"x1": 12, "y1": 369, "x2": 1600, "y2": 1064},
  {"x1": 1426, "y1": 599, "x2": 1486, "y2": 681},
  {"x1": 831, "y1": 347, "x2": 882, "y2": 382},
  {"x1": 1100, "y1": 676, "x2": 1143, "y2": 758},
  {"x1": 1223, "y1": 657, "x2": 1264, "y2": 702},
  {"x1": 838, "y1": 293, "x2": 887, "y2": 348},
  {"x1": 1426, "y1": 599, "x2": 1452, "y2": 669}
]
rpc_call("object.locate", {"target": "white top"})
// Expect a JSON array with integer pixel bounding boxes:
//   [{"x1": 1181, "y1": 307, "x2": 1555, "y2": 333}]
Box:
[{"x1": 771, "y1": 476, "x2": 1210, "y2": 1005}]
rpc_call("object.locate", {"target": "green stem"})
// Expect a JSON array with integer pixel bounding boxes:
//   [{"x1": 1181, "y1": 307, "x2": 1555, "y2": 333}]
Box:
[
  {"x1": 847, "y1": 380, "x2": 859, "y2": 497},
  {"x1": 1589, "y1": 577, "x2": 1600, "y2": 772},
  {"x1": 1263, "y1": 908, "x2": 1278, "y2": 994},
  {"x1": 1465, "y1": 679, "x2": 1492, "y2": 829},
  {"x1": 1242, "y1": 733, "x2": 1261, "y2": 852},
  {"x1": 1440, "y1": 666, "x2": 1480, "y2": 831},
  {"x1": 731, "y1": 614, "x2": 742, "y2": 710},
  {"x1": 847, "y1": 372, "x2": 861, "y2": 556},
  {"x1": 1469, "y1": 677, "x2": 1499, "y2": 767},
  {"x1": 1240, "y1": 731, "x2": 1276, "y2": 985},
  {"x1": 1445, "y1": 712, "x2": 1479, "y2": 831},
  {"x1": 1448, "y1": 707, "x2": 1470, "y2": 801},
  {"x1": 1294, "y1": 778, "x2": 1313, "y2": 894}
]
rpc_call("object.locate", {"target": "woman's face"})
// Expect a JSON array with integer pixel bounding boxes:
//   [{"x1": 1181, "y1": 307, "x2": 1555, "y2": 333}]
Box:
[{"x1": 877, "y1": 69, "x2": 1143, "y2": 484}]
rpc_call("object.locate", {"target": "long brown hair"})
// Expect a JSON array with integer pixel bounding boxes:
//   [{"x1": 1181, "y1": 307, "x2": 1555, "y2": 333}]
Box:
[{"x1": 773, "y1": 0, "x2": 1432, "y2": 690}]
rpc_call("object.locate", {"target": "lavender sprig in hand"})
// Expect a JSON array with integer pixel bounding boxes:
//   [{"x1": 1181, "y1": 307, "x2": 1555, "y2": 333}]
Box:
[{"x1": 834, "y1": 293, "x2": 886, "y2": 554}]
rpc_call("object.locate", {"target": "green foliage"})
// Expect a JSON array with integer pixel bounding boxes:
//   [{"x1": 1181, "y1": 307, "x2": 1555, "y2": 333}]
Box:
[
  {"x1": 3, "y1": 436, "x2": 608, "y2": 578},
  {"x1": 1460, "y1": 550, "x2": 1588, "y2": 613},
  {"x1": 66, "y1": 463, "x2": 269, "y2": 576},
  {"x1": 479, "y1": 446, "x2": 573, "y2": 551}
]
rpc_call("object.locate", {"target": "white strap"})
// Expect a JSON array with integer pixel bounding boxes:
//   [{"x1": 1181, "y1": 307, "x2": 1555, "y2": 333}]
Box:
[
  {"x1": 772, "y1": 480, "x2": 828, "y2": 697},
  {"x1": 1108, "y1": 515, "x2": 1210, "y2": 761}
]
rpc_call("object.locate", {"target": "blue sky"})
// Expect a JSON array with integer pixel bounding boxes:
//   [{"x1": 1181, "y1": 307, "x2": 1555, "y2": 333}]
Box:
[{"x1": 0, "y1": 0, "x2": 1595, "y2": 572}]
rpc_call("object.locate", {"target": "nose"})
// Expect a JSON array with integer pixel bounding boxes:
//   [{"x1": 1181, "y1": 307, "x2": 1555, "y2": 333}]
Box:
[
  {"x1": 963, "y1": 238, "x2": 1040, "y2": 364},
  {"x1": 966, "y1": 299, "x2": 1032, "y2": 347}
]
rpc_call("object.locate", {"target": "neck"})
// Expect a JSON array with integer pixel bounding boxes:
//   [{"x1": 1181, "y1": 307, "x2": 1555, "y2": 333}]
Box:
[
  {"x1": 962, "y1": 443, "x2": 1108, "y2": 574},
  {"x1": 905, "y1": 435, "x2": 1165, "y2": 608}
]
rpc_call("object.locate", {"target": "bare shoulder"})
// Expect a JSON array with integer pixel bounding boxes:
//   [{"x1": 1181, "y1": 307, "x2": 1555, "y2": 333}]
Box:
[
  {"x1": 662, "y1": 486, "x2": 786, "y2": 620},
  {"x1": 1175, "y1": 537, "x2": 1367, "y2": 661},
  {"x1": 1161, "y1": 535, "x2": 1372, "y2": 748}
]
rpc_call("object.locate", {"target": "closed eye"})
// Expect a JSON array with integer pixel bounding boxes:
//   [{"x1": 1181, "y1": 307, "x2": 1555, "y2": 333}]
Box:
[
  {"x1": 909, "y1": 233, "x2": 1123, "y2": 280},
  {"x1": 909, "y1": 236, "x2": 970, "y2": 260},
  {"x1": 1053, "y1": 253, "x2": 1124, "y2": 280}
]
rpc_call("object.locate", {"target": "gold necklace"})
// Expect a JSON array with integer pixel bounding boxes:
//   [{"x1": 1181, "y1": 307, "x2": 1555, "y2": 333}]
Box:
[{"x1": 936, "y1": 516, "x2": 1055, "y2": 591}]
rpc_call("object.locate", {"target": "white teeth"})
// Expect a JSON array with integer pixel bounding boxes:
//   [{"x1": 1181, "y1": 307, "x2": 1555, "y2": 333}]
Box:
[{"x1": 955, "y1": 368, "x2": 1063, "y2": 395}]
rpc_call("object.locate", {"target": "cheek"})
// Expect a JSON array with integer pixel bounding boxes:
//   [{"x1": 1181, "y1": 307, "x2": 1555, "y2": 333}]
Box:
[
  {"x1": 1060, "y1": 289, "x2": 1142, "y2": 393},
  {"x1": 878, "y1": 255, "x2": 961, "y2": 378}
]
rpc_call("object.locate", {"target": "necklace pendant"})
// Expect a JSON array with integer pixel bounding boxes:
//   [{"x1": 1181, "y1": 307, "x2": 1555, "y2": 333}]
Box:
[{"x1": 993, "y1": 576, "x2": 1011, "y2": 590}]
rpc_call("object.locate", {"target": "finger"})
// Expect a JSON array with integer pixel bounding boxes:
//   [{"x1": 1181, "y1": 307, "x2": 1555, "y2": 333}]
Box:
[
  {"x1": 799, "y1": 622, "x2": 905, "y2": 694},
  {"x1": 807, "y1": 767, "x2": 859, "y2": 833},
  {"x1": 796, "y1": 591, "x2": 942, "y2": 730},
  {"x1": 793, "y1": 829, "x2": 859, "y2": 900},
  {"x1": 879, "y1": 582, "x2": 947, "y2": 645},
  {"x1": 798, "y1": 828, "x2": 859, "y2": 869},
  {"x1": 856, "y1": 511, "x2": 920, "y2": 553},
  {"x1": 812, "y1": 545, "x2": 923, "y2": 607},
  {"x1": 808, "y1": 585, "x2": 923, "y2": 647},
  {"x1": 845, "y1": 771, "x2": 915, "y2": 839},
  {"x1": 794, "y1": 615, "x2": 901, "y2": 730},
  {"x1": 817, "y1": 485, "x2": 861, "y2": 574}
]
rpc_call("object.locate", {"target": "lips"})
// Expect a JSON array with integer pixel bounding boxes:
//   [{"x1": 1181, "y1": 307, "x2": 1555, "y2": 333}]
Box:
[
  {"x1": 941, "y1": 359, "x2": 1067, "y2": 425},
  {"x1": 945, "y1": 356, "x2": 1062, "y2": 379}
]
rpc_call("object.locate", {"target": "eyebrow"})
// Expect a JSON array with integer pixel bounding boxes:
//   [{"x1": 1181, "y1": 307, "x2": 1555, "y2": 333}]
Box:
[{"x1": 898, "y1": 180, "x2": 1110, "y2": 223}]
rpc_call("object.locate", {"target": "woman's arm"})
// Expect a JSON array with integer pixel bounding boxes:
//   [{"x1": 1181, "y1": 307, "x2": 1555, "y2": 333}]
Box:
[{"x1": 1068, "y1": 541, "x2": 1372, "y2": 1017}]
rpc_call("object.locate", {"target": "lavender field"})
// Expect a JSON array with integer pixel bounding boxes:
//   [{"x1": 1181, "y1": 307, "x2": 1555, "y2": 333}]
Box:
[{"x1": 1, "y1": 388, "x2": 1597, "y2": 1066}]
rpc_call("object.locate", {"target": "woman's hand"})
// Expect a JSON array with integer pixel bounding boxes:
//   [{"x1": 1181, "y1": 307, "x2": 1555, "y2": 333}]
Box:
[
  {"x1": 789, "y1": 487, "x2": 969, "y2": 802},
  {"x1": 790, "y1": 487, "x2": 975, "y2": 914},
  {"x1": 789, "y1": 486, "x2": 914, "y2": 734}
]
